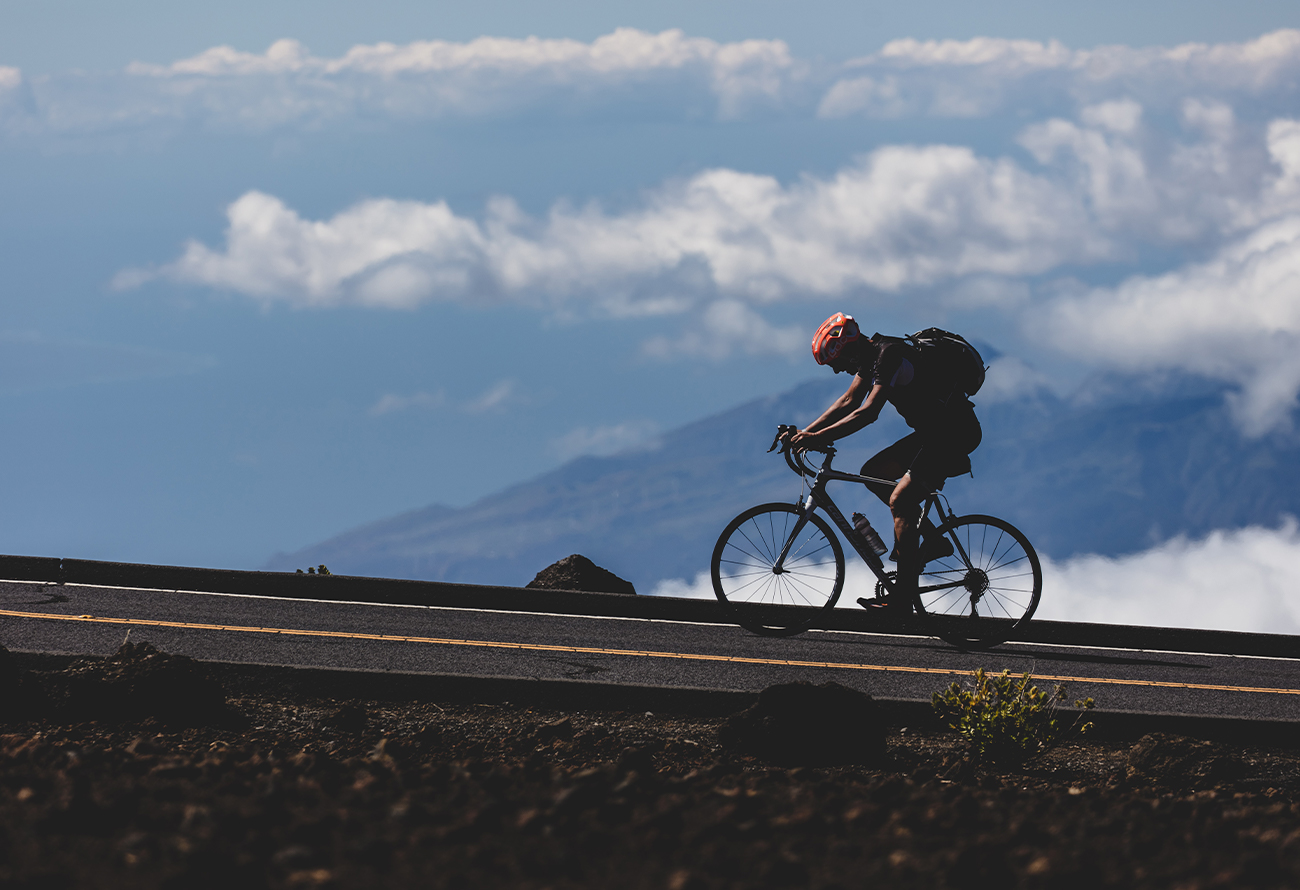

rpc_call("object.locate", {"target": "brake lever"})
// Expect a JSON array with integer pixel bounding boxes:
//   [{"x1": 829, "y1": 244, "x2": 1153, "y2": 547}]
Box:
[{"x1": 768, "y1": 424, "x2": 798, "y2": 453}]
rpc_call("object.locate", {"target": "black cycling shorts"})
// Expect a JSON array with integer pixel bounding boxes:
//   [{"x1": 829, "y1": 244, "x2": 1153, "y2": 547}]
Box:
[{"x1": 862, "y1": 408, "x2": 982, "y2": 488}]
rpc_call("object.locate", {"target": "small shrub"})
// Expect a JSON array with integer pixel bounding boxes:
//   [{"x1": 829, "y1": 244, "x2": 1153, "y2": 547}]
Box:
[{"x1": 932, "y1": 669, "x2": 1094, "y2": 765}]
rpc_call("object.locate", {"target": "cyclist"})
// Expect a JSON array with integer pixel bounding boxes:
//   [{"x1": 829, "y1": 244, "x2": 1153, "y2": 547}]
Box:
[{"x1": 787, "y1": 312, "x2": 982, "y2": 610}]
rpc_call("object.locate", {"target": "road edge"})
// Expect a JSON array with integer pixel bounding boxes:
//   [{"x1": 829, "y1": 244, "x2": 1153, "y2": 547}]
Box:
[
  {"x1": 12, "y1": 650, "x2": 1298, "y2": 747},
  {"x1": 2, "y1": 554, "x2": 1297, "y2": 658}
]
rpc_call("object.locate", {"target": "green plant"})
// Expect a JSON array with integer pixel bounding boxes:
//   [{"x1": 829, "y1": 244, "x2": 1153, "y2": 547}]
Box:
[
  {"x1": 295, "y1": 565, "x2": 332, "y2": 575},
  {"x1": 932, "y1": 669, "x2": 1094, "y2": 765}
]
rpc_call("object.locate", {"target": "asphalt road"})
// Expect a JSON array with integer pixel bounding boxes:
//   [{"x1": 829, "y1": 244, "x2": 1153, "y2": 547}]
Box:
[{"x1": 0, "y1": 580, "x2": 1297, "y2": 723}]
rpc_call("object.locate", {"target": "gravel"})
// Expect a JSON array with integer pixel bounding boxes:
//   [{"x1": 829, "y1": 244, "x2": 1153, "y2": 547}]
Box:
[{"x1": 0, "y1": 644, "x2": 1297, "y2": 889}]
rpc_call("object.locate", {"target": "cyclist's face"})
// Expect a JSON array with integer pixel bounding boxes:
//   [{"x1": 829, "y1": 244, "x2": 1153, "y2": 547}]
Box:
[{"x1": 829, "y1": 343, "x2": 859, "y2": 375}]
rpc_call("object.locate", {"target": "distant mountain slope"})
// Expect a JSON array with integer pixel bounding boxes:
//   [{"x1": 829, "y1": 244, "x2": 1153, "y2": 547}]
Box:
[{"x1": 265, "y1": 378, "x2": 1300, "y2": 591}]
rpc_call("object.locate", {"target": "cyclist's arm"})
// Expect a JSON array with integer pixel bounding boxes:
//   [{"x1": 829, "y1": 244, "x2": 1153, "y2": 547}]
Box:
[
  {"x1": 794, "y1": 377, "x2": 885, "y2": 446},
  {"x1": 804, "y1": 373, "x2": 870, "y2": 433}
]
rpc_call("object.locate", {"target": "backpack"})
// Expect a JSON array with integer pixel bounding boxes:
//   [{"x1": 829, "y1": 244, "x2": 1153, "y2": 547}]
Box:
[{"x1": 905, "y1": 328, "x2": 986, "y2": 399}]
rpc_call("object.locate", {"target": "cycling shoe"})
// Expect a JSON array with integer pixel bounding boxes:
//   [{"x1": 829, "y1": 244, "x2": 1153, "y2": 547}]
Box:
[{"x1": 857, "y1": 595, "x2": 909, "y2": 613}]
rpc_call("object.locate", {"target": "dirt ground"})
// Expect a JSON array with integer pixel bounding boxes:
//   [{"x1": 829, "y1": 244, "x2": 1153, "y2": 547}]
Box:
[{"x1": 0, "y1": 644, "x2": 1297, "y2": 889}]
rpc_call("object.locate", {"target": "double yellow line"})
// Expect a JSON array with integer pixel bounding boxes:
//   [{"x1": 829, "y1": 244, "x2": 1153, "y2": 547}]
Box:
[{"x1": 2, "y1": 608, "x2": 1298, "y2": 697}]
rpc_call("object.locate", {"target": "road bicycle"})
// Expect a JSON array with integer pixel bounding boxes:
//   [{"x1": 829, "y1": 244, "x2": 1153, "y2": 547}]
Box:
[{"x1": 710, "y1": 425, "x2": 1041, "y2": 649}]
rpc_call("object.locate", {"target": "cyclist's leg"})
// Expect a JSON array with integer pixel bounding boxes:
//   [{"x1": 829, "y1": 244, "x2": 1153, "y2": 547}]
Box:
[
  {"x1": 904, "y1": 411, "x2": 983, "y2": 549},
  {"x1": 860, "y1": 434, "x2": 918, "y2": 504},
  {"x1": 866, "y1": 436, "x2": 945, "y2": 555},
  {"x1": 888, "y1": 471, "x2": 929, "y2": 606}
]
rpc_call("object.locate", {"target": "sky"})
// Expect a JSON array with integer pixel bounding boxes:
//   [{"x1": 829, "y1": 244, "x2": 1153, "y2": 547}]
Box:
[{"x1": 3, "y1": 0, "x2": 1300, "y2": 630}]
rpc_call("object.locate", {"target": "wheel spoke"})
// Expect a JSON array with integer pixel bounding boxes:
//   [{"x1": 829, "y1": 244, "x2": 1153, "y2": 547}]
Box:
[
  {"x1": 712, "y1": 504, "x2": 844, "y2": 636},
  {"x1": 725, "y1": 572, "x2": 778, "y2": 602},
  {"x1": 916, "y1": 515, "x2": 1041, "y2": 648}
]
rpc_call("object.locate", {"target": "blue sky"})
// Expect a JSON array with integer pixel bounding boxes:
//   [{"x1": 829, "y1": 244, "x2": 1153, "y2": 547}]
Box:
[{"x1": 3, "y1": 0, "x2": 1300, "y2": 572}]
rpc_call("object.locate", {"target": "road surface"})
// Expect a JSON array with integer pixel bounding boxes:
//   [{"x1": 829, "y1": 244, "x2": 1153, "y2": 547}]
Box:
[{"x1": 1, "y1": 580, "x2": 1297, "y2": 724}]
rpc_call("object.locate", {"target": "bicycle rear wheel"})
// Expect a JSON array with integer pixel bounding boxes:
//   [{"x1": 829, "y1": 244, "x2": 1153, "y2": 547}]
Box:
[
  {"x1": 915, "y1": 514, "x2": 1041, "y2": 649},
  {"x1": 711, "y1": 503, "x2": 844, "y2": 637}
]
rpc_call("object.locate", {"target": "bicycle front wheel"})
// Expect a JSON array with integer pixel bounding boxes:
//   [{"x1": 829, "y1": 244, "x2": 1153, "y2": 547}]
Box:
[
  {"x1": 916, "y1": 514, "x2": 1041, "y2": 649},
  {"x1": 711, "y1": 503, "x2": 844, "y2": 637}
]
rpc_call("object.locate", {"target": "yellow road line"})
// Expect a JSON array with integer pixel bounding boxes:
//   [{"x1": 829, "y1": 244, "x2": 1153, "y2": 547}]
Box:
[{"x1": 3, "y1": 608, "x2": 1298, "y2": 697}]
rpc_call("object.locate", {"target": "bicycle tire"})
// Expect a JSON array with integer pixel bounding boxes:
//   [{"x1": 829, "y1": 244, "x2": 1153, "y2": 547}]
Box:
[
  {"x1": 914, "y1": 514, "x2": 1041, "y2": 649},
  {"x1": 711, "y1": 503, "x2": 844, "y2": 637}
]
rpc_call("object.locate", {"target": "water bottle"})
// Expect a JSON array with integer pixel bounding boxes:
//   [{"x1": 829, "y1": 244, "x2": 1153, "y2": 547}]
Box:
[{"x1": 852, "y1": 512, "x2": 889, "y2": 557}]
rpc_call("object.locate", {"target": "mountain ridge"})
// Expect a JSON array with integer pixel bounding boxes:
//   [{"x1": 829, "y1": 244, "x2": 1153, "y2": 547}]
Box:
[{"x1": 265, "y1": 376, "x2": 1300, "y2": 591}]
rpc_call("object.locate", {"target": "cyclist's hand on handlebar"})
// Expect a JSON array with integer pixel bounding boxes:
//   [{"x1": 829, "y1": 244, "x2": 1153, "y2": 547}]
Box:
[{"x1": 788, "y1": 428, "x2": 831, "y2": 452}]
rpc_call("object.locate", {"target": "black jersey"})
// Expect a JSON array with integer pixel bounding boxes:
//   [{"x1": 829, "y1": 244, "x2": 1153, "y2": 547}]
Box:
[{"x1": 860, "y1": 334, "x2": 973, "y2": 431}]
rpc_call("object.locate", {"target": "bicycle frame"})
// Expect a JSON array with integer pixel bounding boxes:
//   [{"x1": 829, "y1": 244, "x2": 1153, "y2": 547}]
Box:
[{"x1": 773, "y1": 443, "x2": 974, "y2": 604}]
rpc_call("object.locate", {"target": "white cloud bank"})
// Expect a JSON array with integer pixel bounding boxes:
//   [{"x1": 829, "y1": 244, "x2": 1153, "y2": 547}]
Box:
[
  {"x1": 129, "y1": 97, "x2": 1298, "y2": 319},
  {"x1": 1019, "y1": 114, "x2": 1300, "y2": 435},
  {"x1": 119, "y1": 95, "x2": 1300, "y2": 426},
  {"x1": 1038, "y1": 520, "x2": 1300, "y2": 635},
  {"x1": 820, "y1": 30, "x2": 1300, "y2": 121},
  {"x1": 120, "y1": 145, "x2": 1104, "y2": 308},
  {"x1": 131, "y1": 30, "x2": 802, "y2": 119},
  {"x1": 1037, "y1": 212, "x2": 1300, "y2": 435},
  {"x1": 1, "y1": 29, "x2": 804, "y2": 135},
  {"x1": 652, "y1": 520, "x2": 1300, "y2": 635},
  {"x1": 5, "y1": 29, "x2": 1300, "y2": 136}
]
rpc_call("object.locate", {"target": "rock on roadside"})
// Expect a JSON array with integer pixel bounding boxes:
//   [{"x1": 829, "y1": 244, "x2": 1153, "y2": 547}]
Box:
[
  {"x1": 526, "y1": 554, "x2": 637, "y2": 595},
  {"x1": 719, "y1": 681, "x2": 886, "y2": 766},
  {"x1": 2, "y1": 642, "x2": 242, "y2": 727}
]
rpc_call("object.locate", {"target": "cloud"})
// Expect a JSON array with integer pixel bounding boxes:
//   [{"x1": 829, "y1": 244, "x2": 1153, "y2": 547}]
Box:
[
  {"x1": 1035, "y1": 212, "x2": 1300, "y2": 435},
  {"x1": 115, "y1": 104, "x2": 1300, "y2": 432},
  {"x1": 94, "y1": 30, "x2": 1300, "y2": 433},
  {"x1": 651, "y1": 520, "x2": 1300, "y2": 635},
  {"x1": 820, "y1": 30, "x2": 1300, "y2": 121},
  {"x1": 975, "y1": 356, "x2": 1051, "y2": 404},
  {"x1": 551, "y1": 420, "x2": 662, "y2": 460},
  {"x1": 122, "y1": 143, "x2": 1104, "y2": 309},
  {"x1": 642, "y1": 301, "x2": 806, "y2": 359},
  {"x1": 117, "y1": 191, "x2": 488, "y2": 309},
  {"x1": 465, "y1": 379, "x2": 518, "y2": 414},
  {"x1": 648, "y1": 573, "x2": 713, "y2": 600},
  {"x1": 1038, "y1": 519, "x2": 1300, "y2": 635},
  {"x1": 129, "y1": 30, "x2": 798, "y2": 99},
  {"x1": 0, "y1": 67, "x2": 33, "y2": 123},
  {"x1": 11, "y1": 29, "x2": 1300, "y2": 139},
  {"x1": 369, "y1": 390, "x2": 446, "y2": 416},
  {"x1": 121, "y1": 101, "x2": 1300, "y2": 315},
  {"x1": 6, "y1": 29, "x2": 803, "y2": 136},
  {"x1": 1017, "y1": 104, "x2": 1300, "y2": 245}
]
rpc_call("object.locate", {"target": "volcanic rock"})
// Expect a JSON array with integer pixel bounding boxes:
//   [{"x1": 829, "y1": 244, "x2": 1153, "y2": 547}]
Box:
[
  {"x1": 526, "y1": 554, "x2": 637, "y2": 595},
  {"x1": 1126, "y1": 732, "x2": 1244, "y2": 788},
  {"x1": 719, "y1": 681, "x2": 885, "y2": 766},
  {"x1": 24, "y1": 642, "x2": 239, "y2": 727}
]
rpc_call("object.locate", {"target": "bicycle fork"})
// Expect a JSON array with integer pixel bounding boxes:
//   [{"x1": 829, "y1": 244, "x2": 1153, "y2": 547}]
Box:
[
  {"x1": 772, "y1": 490, "x2": 898, "y2": 598},
  {"x1": 770, "y1": 493, "x2": 818, "y2": 574}
]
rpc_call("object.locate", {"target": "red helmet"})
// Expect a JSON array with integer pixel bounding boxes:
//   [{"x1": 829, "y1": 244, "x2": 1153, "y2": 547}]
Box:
[{"x1": 811, "y1": 312, "x2": 861, "y2": 366}]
